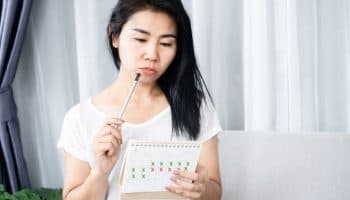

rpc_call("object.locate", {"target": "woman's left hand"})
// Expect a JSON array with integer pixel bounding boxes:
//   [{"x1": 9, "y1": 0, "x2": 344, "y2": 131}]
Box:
[{"x1": 166, "y1": 165, "x2": 209, "y2": 199}]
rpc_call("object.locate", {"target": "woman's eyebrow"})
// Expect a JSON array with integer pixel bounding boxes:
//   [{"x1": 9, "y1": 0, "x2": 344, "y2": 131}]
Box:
[
  {"x1": 131, "y1": 28, "x2": 176, "y2": 39},
  {"x1": 131, "y1": 28, "x2": 150, "y2": 35},
  {"x1": 160, "y1": 34, "x2": 177, "y2": 39}
]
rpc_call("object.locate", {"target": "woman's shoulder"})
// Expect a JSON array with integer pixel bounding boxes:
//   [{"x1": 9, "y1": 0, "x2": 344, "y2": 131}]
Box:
[
  {"x1": 200, "y1": 98, "x2": 216, "y2": 116},
  {"x1": 61, "y1": 98, "x2": 101, "y2": 131},
  {"x1": 64, "y1": 102, "x2": 80, "y2": 116},
  {"x1": 63, "y1": 102, "x2": 83, "y2": 122},
  {"x1": 63, "y1": 97, "x2": 95, "y2": 120},
  {"x1": 197, "y1": 99, "x2": 222, "y2": 142}
]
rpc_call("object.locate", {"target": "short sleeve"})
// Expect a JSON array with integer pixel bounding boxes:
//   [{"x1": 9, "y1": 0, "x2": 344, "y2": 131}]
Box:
[
  {"x1": 197, "y1": 101, "x2": 223, "y2": 142},
  {"x1": 57, "y1": 104, "x2": 89, "y2": 162}
]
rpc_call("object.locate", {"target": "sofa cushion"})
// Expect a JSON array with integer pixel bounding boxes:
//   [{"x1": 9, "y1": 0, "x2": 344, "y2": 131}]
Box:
[{"x1": 218, "y1": 131, "x2": 350, "y2": 200}]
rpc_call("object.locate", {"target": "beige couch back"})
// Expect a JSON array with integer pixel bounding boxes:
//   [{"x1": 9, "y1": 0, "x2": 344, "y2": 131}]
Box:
[{"x1": 218, "y1": 131, "x2": 350, "y2": 200}]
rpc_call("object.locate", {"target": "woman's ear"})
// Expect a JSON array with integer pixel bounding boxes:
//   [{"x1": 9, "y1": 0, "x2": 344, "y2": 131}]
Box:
[{"x1": 112, "y1": 33, "x2": 119, "y2": 48}]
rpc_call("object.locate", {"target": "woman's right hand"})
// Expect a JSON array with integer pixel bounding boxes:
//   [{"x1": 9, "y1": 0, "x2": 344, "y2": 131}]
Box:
[{"x1": 92, "y1": 118, "x2": 124, "y2": 177}]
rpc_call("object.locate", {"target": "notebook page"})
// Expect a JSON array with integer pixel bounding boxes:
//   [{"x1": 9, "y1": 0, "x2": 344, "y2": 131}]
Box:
[{"x1": 121, "y1": 140, "x2": 201, "y2": 193}]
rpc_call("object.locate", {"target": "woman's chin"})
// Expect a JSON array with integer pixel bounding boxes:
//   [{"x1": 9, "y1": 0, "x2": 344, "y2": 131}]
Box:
[{"x1": 138, "y1": 76, "x2": 158, "y2": 85}]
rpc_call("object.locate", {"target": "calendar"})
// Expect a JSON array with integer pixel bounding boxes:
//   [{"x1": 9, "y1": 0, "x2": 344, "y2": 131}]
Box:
[{"x1": 119, "y1": 140, "x2": 202, "y2": 199}]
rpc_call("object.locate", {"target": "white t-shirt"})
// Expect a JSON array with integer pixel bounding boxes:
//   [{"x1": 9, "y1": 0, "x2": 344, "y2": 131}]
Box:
[{"x1": 57, "y1": 98, "x2": 222, "y2": 200}]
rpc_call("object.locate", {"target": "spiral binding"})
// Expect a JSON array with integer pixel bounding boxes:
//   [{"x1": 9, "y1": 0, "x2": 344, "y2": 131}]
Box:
[{"x1": 131, "y1": 142, "x2": 200, "y2": 148}]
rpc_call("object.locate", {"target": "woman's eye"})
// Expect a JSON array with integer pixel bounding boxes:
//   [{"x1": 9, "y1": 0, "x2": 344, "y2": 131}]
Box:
[
  {"x1": 160, "y1": 43, "x2": 173, "y2": 47},
  {"x1": 134, "y1": 38, "x2": 146, "y2": 42}
]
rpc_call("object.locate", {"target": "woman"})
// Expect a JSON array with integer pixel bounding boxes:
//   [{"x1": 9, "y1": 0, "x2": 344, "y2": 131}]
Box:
[{"x1": 57, "y1": 0, "x2": 222, "y2": 199}]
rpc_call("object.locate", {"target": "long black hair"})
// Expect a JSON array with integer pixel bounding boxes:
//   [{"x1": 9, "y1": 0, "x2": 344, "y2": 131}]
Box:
[{"x1": 107, "y1": 0, "x2": 212, "y2": 140}]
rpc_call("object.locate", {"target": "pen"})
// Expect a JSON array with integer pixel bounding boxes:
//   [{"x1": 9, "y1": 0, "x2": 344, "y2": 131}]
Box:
[{"x1": 118, "y1": 73, "x2": 141, "y2": 119}]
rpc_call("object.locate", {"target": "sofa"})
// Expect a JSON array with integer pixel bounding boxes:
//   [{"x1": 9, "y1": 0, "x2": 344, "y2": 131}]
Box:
[{"x1": 218, "y1": 131, "x2": 350, "y2": 200}]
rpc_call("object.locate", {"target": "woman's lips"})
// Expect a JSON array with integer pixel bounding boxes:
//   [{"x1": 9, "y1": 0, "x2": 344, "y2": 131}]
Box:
[{"x1": 140, "y1": 67, "x2": 157, "y2": 75}]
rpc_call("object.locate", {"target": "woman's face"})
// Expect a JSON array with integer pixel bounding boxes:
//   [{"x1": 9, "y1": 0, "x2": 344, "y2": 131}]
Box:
[{"x1": 113, "y1": 10, "x2": 177, "y2": 83}]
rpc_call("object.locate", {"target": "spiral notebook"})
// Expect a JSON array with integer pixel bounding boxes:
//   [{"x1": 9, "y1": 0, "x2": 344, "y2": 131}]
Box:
[{"x1": 119, "y1": 140, "x2": 202, "y2": 199}]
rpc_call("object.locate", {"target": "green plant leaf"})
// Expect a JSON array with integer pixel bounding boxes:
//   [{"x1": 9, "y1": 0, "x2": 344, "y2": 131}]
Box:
[
  {"x1": 0, "y1": 184, "x2": 62, "y2": 200},
  {"x1": 13, "y1": 189, "x2": 41, "y2": 200},
  {"x1": 0, "y1": 184, "x2": 4, "y2": 193},
  {"x1": 33, "y1": 188, "x2": 62, "y2": 200}
]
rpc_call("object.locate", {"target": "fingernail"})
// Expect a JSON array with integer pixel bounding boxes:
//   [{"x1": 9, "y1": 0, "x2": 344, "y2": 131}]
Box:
[
  {"x1": 170, "y1": 176, "x2": 176, "y2": 182},
  {"x1": 173, "y1": 170, "x2": 179, "y2": 175}
]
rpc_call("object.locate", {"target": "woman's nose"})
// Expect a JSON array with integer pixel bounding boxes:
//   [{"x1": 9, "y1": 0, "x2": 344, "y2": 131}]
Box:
[{"x1": 144, "y1": 43, "x2": 159, "y2": 62}]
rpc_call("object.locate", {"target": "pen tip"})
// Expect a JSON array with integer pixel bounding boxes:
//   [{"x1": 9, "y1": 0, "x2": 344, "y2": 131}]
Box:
[{"x1": 135, "y1": 73, "x2": 141, "y2": 81}]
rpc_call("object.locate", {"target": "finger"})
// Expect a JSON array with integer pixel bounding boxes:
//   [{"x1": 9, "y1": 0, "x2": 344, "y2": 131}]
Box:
[
  {"x1": 95, "y1": 125, "x2": 114, "y2": 138},
  {"x1": 95, "y1": 126, "x2": 110, "y2": 137},
  {"x1": 97, "y1": 141, "x2": 120, "y2": 157},
  {"x1": 108, "y1": 135, "x2": 120, "y2": 156},
  {"x1": 176, "y1": 166, "x2": 209, "y2": 183},
  {"x1": 107, "y1": 143, "x2": 116, "y2": 157},
  {"x1": 170, "y1": 176, "x2": 201, "y2": 192},
  {"x1": 97, "y1": 134, "x2": 121, "y2": 156},
  {"x1": 109, "y1": 123, "x2": 119, "y2": 130},
  {"x1": 182, "y1": 190, "x2": 201, "y2": 199},
  {"x1": 109, "y1": 125, "x2": 123, "y2": 144},
  {"x1": 96, "y1": 118, "x2": 124, "y2": 137},
  {"x1": 96, "y1": 134, "x2": 118, "y2": 145},
  {"x1": 95, "y1": 142, "x2": 113, "y2": 156},
  {"x1": 96, "y1": 135, "x2": 118, "y2": 146},
  {"x1": 166, "y1": 186, "x2": 184, "y2": 196},
  {"x1": 103, "y1": 118, "x2": 124, "y2": 127},
  {"x1": 173, "y1": 170, "x2": 199, "y2": 183},
  {"x1": 102, "y1": 126, "x2": 120, "y2": 139},
  {"x1": 166, "y1": 185, "x2": 202, "y2": 199},
  {"x1": 103, "y1": 120, "x2": 123, "y2": 145}
]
